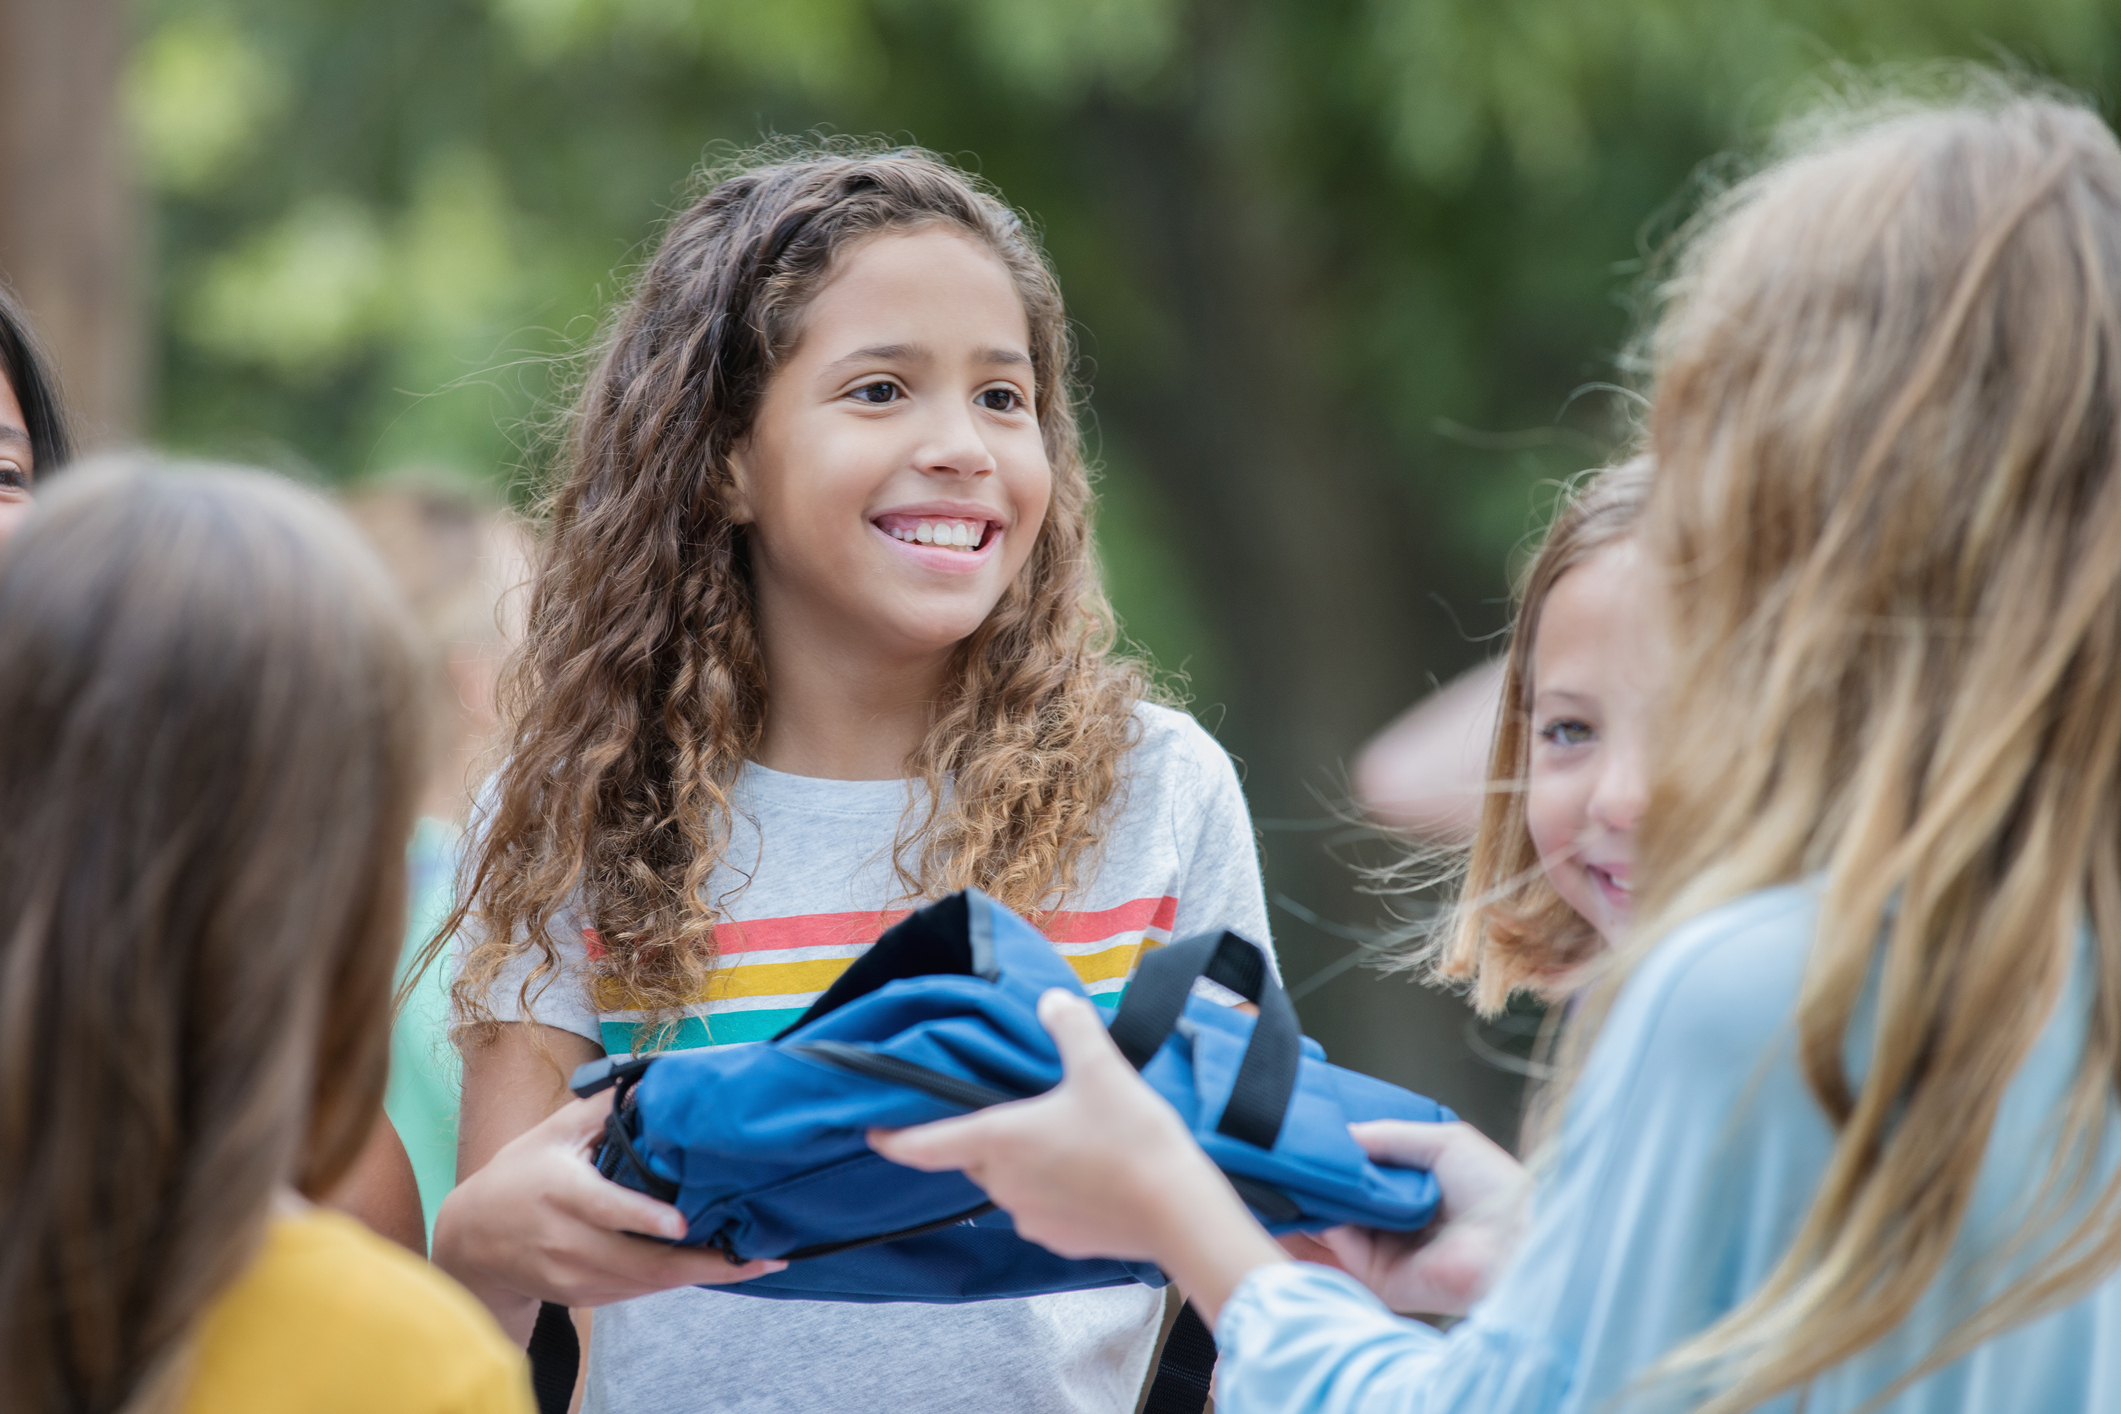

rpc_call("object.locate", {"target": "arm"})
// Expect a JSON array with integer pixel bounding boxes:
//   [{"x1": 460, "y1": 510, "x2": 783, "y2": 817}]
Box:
[
  {"x1": 325, "y1": 1112, "x2": 428, "y2": 1256},
  {"x1": 1351, "y1": 661, "x2": 1503, "y2": 840},
  {"x1": 433, "y1": 1021, "x2": 786, "y2": 1344},
  {"x1": 879, "y1": 892, "x2": 1825, "y2": 1414}
]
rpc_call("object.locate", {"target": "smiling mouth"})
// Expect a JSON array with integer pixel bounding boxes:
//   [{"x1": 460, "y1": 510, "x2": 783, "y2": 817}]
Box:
[
  {"x1": 872, "y1": 514, "x2": 998, "y2": 554},
  {"x1": 1586, "y1": 864, "x2": 1632, "y2": 906}
]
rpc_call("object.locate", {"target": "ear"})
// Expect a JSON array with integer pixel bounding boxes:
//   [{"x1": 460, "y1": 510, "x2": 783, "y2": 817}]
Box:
[{"x1": 724, "y1": 442, "x2": 758, "y2": 526}]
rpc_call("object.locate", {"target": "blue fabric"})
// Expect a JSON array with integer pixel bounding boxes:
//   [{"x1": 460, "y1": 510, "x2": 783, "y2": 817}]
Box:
[
  {"x1": 598, "y1": 889, "x2": 1451, "y2": 1304},
  {"x1": 1213, "y1": 883, "x2": 2121, "y2": 1414}
]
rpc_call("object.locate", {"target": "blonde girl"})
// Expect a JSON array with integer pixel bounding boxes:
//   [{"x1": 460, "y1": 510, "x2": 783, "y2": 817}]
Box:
[
  {"x1": 1439, "y1": 457, "x2": 1656, "y2": 1014},
  {"x1": 431, "y1": 144, "x2": 1269, "y2": 1414},
  {"x1": 0, "y1": 462, "x2": 528, "y2": 1413},
  {"x1": 878, "y1": 87, "x2": 2121, "y2": 1412}
]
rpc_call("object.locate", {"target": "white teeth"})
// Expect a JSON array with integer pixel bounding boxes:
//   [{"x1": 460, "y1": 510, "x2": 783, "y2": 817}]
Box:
[{"x1": 886, "y1": 519, "x2": 987, "y2": 552}]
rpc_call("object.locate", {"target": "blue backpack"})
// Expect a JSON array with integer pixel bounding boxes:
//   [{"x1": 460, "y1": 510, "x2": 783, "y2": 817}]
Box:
[{"x1": 571, "y1": 890, "x2": 1453, "y2": 1410}]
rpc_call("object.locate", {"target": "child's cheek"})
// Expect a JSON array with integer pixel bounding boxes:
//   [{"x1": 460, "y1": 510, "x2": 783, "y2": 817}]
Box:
[
  {"x1": 1524, "y1": 762, "x2": 1583, "y2": 868},
  {"x1": 1526, "y1": 762, "x2": 1598, "y2": 916}
]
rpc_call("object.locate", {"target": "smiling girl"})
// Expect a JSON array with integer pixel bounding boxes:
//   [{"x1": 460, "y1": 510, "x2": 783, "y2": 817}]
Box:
[
  {"x1": 1436, "y1": 459, "x2": 1656, "y2": 1014},
  {"x1": 429, "y1": 146, "x2": 1270, "y2": 1414}
]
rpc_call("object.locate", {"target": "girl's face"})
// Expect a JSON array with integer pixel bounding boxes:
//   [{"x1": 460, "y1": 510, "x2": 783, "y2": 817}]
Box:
[
  {"x1": 1524, "y1": 539, "x2": 1665, "y2": 942},
  {"x1": 0, "y1": 371, "x2": 35, "y2": 545},
  {"x1": 732, "y1": 226, "x2": 1052, "y2": 665}
]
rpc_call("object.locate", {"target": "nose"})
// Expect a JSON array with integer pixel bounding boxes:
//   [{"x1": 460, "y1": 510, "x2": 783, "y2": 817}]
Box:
[
  {"x1": 915, "y1": 398, "x2": 997, "y2": 480},
  {"x1": 1587, "y1": 733, "x2": 1648, "y2": 835}
]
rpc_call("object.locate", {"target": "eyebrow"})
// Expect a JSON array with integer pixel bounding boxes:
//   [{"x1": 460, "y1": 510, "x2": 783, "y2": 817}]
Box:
[
  {"x1": 821, "y1": 343, "x2": 1032, "y2": 373},
  {"x1": 0, "y1": 424, "x2": 28, "y2": 449}
]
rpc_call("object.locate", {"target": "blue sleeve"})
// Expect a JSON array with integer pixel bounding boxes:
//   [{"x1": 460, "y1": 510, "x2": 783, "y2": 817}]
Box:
[{"x1": 1213, "y1": 886, "x2": 1833, "y2": 1414}]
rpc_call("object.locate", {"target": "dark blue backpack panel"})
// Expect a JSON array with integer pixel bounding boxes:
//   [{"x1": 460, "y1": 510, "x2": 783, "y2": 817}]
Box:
[{"x1": 581, "y1": 889, "x2": 1451, "y2": 1304}]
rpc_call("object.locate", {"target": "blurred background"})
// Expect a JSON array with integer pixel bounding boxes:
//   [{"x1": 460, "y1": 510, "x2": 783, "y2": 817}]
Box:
[{"x1": 5, "y1": 0, "x2": 2118, "y2": 1143}]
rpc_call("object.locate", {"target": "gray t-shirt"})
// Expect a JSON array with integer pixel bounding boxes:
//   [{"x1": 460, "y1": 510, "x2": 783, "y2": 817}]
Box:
[{"x1": 467, "y1": 703, "x2": 1272, "y2": 1414}]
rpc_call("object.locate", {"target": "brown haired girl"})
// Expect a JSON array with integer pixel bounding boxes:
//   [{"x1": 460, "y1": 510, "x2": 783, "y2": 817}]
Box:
[
  {"x1": 0, "y1": 282, "x2": 73, "y2": 545},
  {"x1": 432, "y1": 143, "x2": 1269, "y2": 1412},
  {"x1": 0, "y1": 462, "x2": 530, "y2": 1413},
  {"x1": 875, "y1": 84, "x2": 2121, "y2": 1413}
]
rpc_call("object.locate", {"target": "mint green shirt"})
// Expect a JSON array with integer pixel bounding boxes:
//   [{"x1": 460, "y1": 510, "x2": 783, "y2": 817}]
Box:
[{"x1": 384, "y1": 816, "x2": 463, "y2": 1248}]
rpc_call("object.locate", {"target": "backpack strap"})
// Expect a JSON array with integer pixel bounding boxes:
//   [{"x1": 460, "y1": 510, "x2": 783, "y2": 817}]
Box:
[
  {"x1": 1107, "y1": 930, "x2": 1302, "y2": 1150},
  {"x1": 1139, "y1": 1300, "x2": 1217, "y2": 1414},
  {"x1": 526, "y1": 1301, "x2": 580, "y2": 1414}
]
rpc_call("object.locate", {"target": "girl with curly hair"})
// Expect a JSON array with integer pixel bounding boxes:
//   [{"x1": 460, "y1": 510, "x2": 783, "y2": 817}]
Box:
[{"x1": 430, "y1": 144, "x2": 1269, "y2": 1414}]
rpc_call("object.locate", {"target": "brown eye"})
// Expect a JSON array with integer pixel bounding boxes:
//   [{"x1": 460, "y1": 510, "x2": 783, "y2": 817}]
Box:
[
  {"x1": 0, "y1": 465, "x2": 28, "y2": 493},
  {"x1": 851, "y1": 381, "x2": 901, "y2": 405},
  {"x1": 977, "y1": 388, "x2": 1024, "y2": 412}
]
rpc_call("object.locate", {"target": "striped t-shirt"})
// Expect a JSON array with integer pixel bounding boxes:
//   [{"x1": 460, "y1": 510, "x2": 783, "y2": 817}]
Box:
[
  {"x1": 577, "y1": 895, "x2": 1181, "y2": 1054},
  {"x1": 467, "y1": 702, "x2": 1271, "y2": 1414}
]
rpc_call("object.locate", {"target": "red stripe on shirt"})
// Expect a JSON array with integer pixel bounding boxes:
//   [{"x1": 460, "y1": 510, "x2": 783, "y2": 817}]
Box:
[{"x1": 584, "y1": 896, "x2": 1177, "y2": 959}]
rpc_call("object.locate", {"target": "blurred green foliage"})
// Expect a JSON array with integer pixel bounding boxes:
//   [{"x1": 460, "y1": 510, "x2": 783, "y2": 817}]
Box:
[
  {"x1": 133, "y1": 0, "x2": 2121, "y2": 1131},
  {"x1": 135, "y1": 0, "x2": 2120, "y2": 702}
]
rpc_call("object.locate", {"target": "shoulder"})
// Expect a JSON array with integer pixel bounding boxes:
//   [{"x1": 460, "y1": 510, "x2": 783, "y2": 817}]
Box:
[
  {"x1": 186, "y1": 1209, "x2": 530, "y2": 1414},
  {"x1": 1600, "y1": 882, "x2": 1819, "y2": 1084},
  {"x1": 1126, "y1": 702, "x2": 1241, "y2": 787}
]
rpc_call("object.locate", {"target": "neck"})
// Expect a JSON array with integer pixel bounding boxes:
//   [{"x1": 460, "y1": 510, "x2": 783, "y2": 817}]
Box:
[{"x1": 753, "y1": 602, "x2": 954, "y2": 781}]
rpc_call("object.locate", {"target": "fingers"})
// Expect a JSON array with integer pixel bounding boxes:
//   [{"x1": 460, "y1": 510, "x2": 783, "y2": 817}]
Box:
[
  {"x1": 1348, "y1": 1119, "x2": 1460, "y2": 1170},
  {"x1": 563, "y1": 1162, "x2": 693, "y2": 1242},
  {"x1": 640, "y1": 1244, "x2": 788, "y2": 1287},
  {"x1": 549, "y1": 1225, "x2": 788, "y2": 1302},
  {"x1": 541, "y1": 1089, "x2": 619, "y2": 1152},
  {"x1": 1037, "y1": 989, "x2": 1125, "y2": 1075},
  {"x1": 868, "y1": 1112, "x2": 993, "y2": 1173},
  {"x1": 1315, "y1": 1224, "x2": 1383, "y2": 1272},
  {"x1": 1275, "y1": 1230, "x2": 1346, "y2": 1270}
]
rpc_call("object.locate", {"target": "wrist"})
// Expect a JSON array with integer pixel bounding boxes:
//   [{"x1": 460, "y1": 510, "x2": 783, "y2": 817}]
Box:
[
  {"x1": 1136, "y1": 1149, "x2": 1289, "y2": 1327},
  {"x1": 432, "y1": 1205, "x2": 543, "y2": 1346}
]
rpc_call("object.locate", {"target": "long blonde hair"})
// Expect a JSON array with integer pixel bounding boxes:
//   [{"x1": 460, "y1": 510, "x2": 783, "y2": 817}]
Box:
[
  {"x1": 0, "y1": 462, "x2": 424, "y2": 1412},
  {"x1": 449, "y1": 142, "x2": 1146, "y2": 1039},
  {"x1": 1439, "y1": 456, "x2": 1651, "y2": 1016},
  {"x1": 1577, "y1": 85, "x2": 2121, "y2": 1409}
]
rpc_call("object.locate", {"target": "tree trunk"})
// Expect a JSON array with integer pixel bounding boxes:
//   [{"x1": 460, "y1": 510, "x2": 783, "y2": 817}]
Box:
[
  {"x1": 0, "y1": 0, "x2": 142, "y2": 448},
  {"x1": 1078, "y1": 100, "x2": 1531, "y2": 1143}
]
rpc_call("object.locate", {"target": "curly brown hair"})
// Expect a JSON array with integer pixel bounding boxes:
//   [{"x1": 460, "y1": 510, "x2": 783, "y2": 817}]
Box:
[{"x1": 446, "y1": 142, "x2": 1148, "y2": 1042}]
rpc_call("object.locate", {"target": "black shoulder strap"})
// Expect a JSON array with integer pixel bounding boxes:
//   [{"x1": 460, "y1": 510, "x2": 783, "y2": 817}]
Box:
[
  {"x1": 1140, "y1": 1300, "x2": 1216, "y2": 1414},
  {"x1": 527, "y1": 1300, "x2": 580, "y2": 1414}
]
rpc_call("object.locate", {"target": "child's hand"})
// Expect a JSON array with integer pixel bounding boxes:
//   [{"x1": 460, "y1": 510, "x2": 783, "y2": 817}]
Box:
[
  {"x1": 1278, "y1": 1120, "x2": 1530, "y2": 1317},
  {"x1": 433, "y1": 1088, "x2": 786, "y2": 1341},
  {"x1": 870, "y1": 989, "x2": 1290, "y2": 1320},
  {"x1": 868, "y1": 989, "x2": 1213, "y2": 1260}
]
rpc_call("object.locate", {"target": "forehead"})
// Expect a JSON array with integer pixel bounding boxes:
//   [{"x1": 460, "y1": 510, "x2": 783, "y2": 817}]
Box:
[
  {"x1": 1530, "y1": 541, "x2": 1656, "y2": 686},
  {"x1": 792, "y1": 227, "x2": 1029, "y2": 352},
  {"x1": 0, "y1": 367, "x2": 24, "y2": 431}
]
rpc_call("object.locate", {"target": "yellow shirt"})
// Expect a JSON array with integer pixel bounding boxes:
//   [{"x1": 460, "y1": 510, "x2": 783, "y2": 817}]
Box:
[{"x1": 183, "y1": 1207, "x2": 534, "y2": 1414}]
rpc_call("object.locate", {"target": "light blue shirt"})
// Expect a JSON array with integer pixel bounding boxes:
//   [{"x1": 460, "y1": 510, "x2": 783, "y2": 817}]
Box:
[{"x1": 1215, "y1": 884, "x2": 2121, "y2": 1412}]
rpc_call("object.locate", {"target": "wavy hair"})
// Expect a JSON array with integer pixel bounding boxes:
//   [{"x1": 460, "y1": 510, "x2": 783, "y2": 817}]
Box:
[
  {"x1": 1560, "y1": 83, "x2": 2121, "y2": 1409},
  {"x1": 0, "y1": 462, "x2": 423, "y2": 1411},
  {"x1": 448, "y1": 142, "x2": 1145, "y2": 1038},
  {"x1": 1436, "y1": 456, "x2": 1651, "y2": 1016}
]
